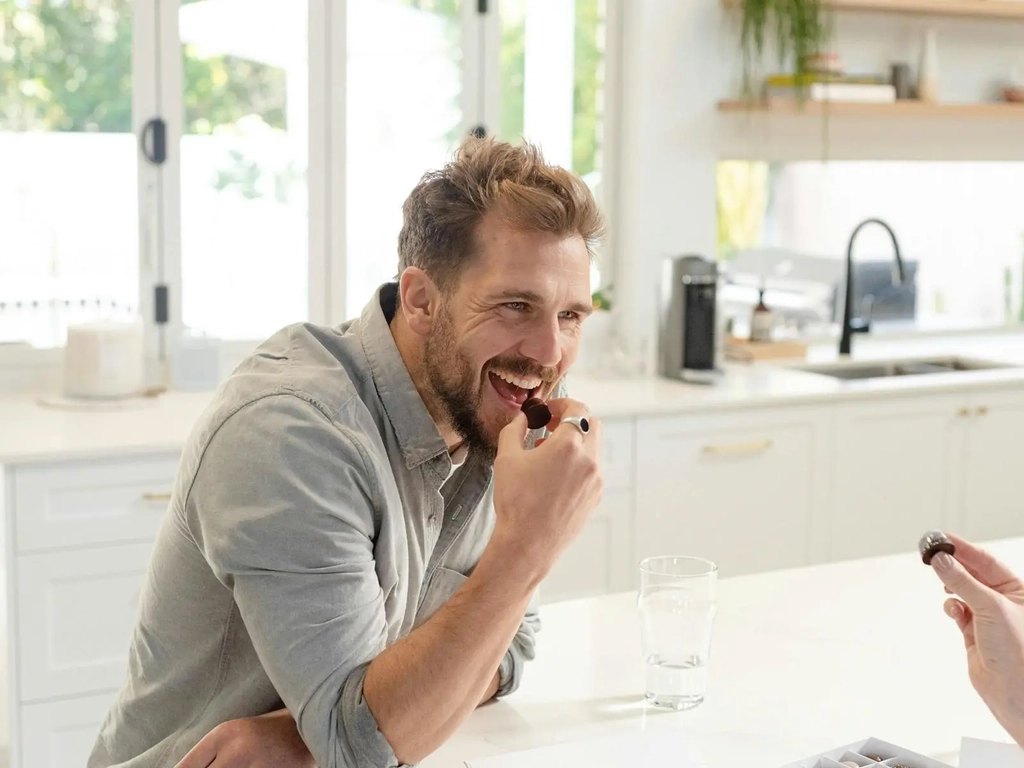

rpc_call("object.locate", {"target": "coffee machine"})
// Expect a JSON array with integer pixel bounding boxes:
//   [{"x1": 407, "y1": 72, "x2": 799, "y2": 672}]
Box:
[{"x1": 657, "y1": 254, "x2": 721, "y2": 384}]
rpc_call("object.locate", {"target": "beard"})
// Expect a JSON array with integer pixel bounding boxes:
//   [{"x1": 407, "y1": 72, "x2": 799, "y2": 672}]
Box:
[{"x1": 423, "y1": 305, "x2": 552, "y2": 464}]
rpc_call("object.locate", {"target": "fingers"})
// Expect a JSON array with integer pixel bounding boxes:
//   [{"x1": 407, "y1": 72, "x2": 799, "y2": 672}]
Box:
[
  {"x1": 932, "y1": 551, "x2": 1000, "y2": 612},
  {"x1": 542, "y1": 398, "x2": 590, "y2": 432},
  {"x1": 945, "y1": 533, "x2": 1021, "y2": 591},
  {"x1": 944, "y1": 597, "x2": 977, "y2": 651},
  {"x1": 497, "y1": 411, "x2": 529, "y2": 455},
  {"x1": 174, "y1": 737, "x2": 218, "y2": 768}
]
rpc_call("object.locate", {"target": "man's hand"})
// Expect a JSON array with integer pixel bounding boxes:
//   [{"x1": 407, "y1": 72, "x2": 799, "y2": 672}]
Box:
[
  {"x1": 931, "y1": 533, "x2": 1024, "y2": 746},
  {"x1": 175, "y1": 708, "x2": 315, "y2": 768},
  {"x1": 490, "y1": 398, "x2": 603, "y2": 583}
]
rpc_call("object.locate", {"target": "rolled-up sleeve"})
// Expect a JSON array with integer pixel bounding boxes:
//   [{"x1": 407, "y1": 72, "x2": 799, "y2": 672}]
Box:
[
  {"x1": 187, "y1": 393, "x2": 398, "y2": 768},
  {"x1": 497, "y1": 589, "x2": 541, "y2": 697}
]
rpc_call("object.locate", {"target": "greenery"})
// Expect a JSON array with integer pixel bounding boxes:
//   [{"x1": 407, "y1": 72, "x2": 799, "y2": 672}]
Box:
[
  {"x1": 497, "y1": 0, "x2": 603, "y2": 176},
  {"x1": 0, "y1": 0, "x2": 285, "y2": 134},
  {"x1": 1, "y1": 0, "x2": 602, "y2": 186},
  {"x1": 738, "y1": 0, "x2": 832, "y2": 98}
]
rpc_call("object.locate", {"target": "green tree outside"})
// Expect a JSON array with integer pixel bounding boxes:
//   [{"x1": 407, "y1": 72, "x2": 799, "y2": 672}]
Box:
[
  {"x1": 0, "y1": 0, "x2": 285, "y2": 134},
  {"x1": 1, "y1": 0, "x2": 601, "y2": 170}
]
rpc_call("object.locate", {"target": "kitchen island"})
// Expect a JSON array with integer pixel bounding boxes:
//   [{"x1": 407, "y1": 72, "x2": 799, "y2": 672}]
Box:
[{"x1": 424, "y1": 537, "x2": 1024, "y2": 768}]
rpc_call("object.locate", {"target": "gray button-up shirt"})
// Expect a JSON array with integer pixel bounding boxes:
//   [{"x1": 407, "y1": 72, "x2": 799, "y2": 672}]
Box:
[{"x1": 88, "y1": 284, "x2": 542, "y2": 768}]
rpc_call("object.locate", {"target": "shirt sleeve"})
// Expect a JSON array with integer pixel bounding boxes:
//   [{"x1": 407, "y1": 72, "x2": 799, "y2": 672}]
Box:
[
  {"x1": 496, "y1": 588, "x2": 541, "y2": 697},
  {"x1": 186, "y1": 393, "x2": 399, "y2": 768}
]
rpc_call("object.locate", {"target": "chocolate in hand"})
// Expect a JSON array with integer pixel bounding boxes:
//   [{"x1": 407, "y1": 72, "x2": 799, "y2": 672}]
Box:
[
  {"x1": 919, "y1": 529, "x2": 956, "y2": 565},
  {"x1": 521, "y1": 397, "x2": 552, "y2": 430}
]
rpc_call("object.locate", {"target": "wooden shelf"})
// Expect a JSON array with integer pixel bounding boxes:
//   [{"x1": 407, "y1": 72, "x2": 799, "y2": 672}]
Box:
[
  {"x1": 717, "y1": 99, "x2": 1024, "y2": 117},
  {"x1": 722, "y1": 0, "x2": 1024, "y2": 19}
]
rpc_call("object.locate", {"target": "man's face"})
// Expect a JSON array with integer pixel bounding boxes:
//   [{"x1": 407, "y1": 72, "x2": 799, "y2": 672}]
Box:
[{"x1": 423, "y1": 215, "x2": 593, "y2": 460}]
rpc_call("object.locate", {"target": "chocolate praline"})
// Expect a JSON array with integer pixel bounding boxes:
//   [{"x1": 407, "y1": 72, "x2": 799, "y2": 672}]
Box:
[
  {"x1": 919, "y1": 530, "x2": 956, "y2": 565},
  {"x1": 521, "y1": 397, "x2": 552, "y2": 430}
]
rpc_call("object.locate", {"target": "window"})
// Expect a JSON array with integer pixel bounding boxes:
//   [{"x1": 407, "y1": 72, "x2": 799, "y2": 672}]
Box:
[
  {"x1": 717, "y1": 160, "x2": 1024, "y2": 336},
  {"x1": 0, "y1": 0, "x2": 140, "y2": 348},
  {"x1": 178, "y1": 0, "x2": 310, "y2": 340},
  {"x1": 498, "y1": 0, "x2": 607, "y2": 289},
  {"x1": 1, "y1": 0, "x2": 619, "y2": 366},
  {"x1": 345, "y1": 0, "x2": 465, "y2": 316}
]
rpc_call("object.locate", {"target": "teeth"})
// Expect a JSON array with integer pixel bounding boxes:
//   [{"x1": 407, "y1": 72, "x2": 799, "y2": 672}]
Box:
[{"x1": 494, "y1": 370, "x2": 542, "y2": 391}]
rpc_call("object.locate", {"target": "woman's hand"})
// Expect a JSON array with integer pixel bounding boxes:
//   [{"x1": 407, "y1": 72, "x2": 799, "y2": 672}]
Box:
[{"x1": 931, "y1": 533, "x2": 1024, "y2": 746}]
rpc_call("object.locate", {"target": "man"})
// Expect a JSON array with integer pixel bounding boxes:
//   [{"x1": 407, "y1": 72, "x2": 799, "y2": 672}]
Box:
[{"x1": 88, "y1": 136, "x2": 606, "y2": 768}]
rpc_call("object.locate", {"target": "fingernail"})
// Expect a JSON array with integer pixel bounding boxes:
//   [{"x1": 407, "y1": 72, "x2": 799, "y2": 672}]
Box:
[
  {"x1": 944, "y1": 602, "x2": 961, "y2": 619},
  {"x1": 933, "y1": 552, "x2": 954, "y2": 570}
]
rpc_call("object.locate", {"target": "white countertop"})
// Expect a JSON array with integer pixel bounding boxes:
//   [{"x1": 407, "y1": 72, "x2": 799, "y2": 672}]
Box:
[
  {"x1": 422, "y1": 537, "x2": 1024, "y2": 768},
  {"x1": 5, "y1": 331, "x2": 1024, "y2": 464}
]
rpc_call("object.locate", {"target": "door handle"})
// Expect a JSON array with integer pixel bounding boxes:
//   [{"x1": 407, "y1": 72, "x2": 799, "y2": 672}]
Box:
[{"x1": 701, "y1": 439, "x2": 773, "y2": 457}]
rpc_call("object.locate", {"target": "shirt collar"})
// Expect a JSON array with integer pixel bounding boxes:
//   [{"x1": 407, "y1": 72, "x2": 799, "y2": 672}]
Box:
[{"x1": 359, "y1": 283, "x2": 449, "y2": 470}]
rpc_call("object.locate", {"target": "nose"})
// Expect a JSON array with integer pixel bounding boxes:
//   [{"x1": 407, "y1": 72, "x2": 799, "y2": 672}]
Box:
[{"x1": 517, "y1": 315, "x2": 562, "y2": 370}]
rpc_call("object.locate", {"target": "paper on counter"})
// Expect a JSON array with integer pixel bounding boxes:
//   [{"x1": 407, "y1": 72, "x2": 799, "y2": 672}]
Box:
[
  {"x1": 464, "y1": 726, "x2": 697, "y2": 768},
  {"x1": 960, "y1": 737, "x2": 1024, "y2": 767}
]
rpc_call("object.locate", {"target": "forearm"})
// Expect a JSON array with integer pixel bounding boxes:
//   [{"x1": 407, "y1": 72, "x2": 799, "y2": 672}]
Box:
[
  {"x1": 364, "y1": 537, "x2": 541, "y2": 764},
  {"x1": 480, "y1": 670, "x2": 500, "y2": 706}
]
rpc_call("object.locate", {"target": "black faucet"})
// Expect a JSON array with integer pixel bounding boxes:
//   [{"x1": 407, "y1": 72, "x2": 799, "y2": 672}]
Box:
[{"x1": 839, "y1": 217, "x2": 906, "y2": 356}]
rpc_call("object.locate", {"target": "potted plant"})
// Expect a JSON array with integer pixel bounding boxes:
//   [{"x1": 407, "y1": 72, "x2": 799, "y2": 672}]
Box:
[{"x1": 737, "y1": 0, "x2": 834, "y2": 101}]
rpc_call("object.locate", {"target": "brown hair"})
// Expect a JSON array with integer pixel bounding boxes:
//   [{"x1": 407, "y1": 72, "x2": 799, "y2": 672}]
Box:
[{"x1": 397, "y1": 136, "x2": 605, "y2": 291}]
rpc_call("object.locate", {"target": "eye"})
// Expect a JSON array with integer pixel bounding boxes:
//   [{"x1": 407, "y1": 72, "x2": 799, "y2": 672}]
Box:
[
  {"x1": 559, "y1": 310, "x2": 581, "y2": 322},
  {"x1": 504, "y1": 302, "x2": 529, "y2": 312}
]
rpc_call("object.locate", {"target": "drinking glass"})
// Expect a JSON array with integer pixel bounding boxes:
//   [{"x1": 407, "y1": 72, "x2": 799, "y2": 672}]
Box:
[{"x1": 637, "y1": 556, "x2": 718, "y2": 710}]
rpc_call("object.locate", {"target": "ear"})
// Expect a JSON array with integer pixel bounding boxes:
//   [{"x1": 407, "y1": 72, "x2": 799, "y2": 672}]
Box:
[{"x1": 398, "y1": 267, "x2": 440, "y2": 337}]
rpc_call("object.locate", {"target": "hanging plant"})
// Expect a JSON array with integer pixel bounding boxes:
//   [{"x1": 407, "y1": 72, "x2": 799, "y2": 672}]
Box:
[{"x1": 738, "y1": 0, "x2": 834, "y2": 100}]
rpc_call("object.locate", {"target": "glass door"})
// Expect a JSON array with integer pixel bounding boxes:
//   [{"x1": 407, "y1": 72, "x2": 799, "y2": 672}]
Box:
[
  {"x1": 0, "y1": 0, "x2": 145, "y2": 348},
  {"x1": 175, "y1": 0, "x2": 311, "y2": 340}
]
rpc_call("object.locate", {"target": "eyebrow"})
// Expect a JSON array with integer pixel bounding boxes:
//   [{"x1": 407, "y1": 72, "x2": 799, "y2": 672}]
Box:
[{"x1": 491, "y1": 289, "x2": 594, "y2": 318}]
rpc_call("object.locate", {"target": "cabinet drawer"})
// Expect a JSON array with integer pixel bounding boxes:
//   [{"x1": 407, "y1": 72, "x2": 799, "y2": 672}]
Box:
[
  {"x1": 19, "y1": 691, "x2": 117, "y2": 768},
  {"x1": 17, "y1": 543, "x2": 154, "y2": 701},
  {"x1": 13, "y1": 454, "x2": 179, "y2": 552},
  {"x1": 600, "y1": 419, "x2": 634, "y2": 492},
  {"x1": 635, "y1": 408, "x2": 829, "y2": 577}
]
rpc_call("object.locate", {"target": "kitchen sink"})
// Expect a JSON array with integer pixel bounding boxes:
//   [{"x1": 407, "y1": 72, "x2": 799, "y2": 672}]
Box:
[{"x1": 794, "y1": 356, "x2": 1017, "y2": 381}]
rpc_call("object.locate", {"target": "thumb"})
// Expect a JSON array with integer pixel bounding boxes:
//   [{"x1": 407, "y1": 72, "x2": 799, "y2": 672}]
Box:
[
  {"x1": 932, "y1": 551, "x2": 999, "y2": 612},
  {"x1": 497, "y1": 411, "x2": 529, "y2": 455}
]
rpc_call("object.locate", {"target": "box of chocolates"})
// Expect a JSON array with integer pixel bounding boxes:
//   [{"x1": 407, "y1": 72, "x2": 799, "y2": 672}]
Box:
[{"x1": 779, "y1": 737, "x2": 954, "y2": 768}]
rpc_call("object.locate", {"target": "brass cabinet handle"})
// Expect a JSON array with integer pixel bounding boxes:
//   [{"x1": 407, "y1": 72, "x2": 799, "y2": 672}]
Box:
[
  {"x1": 141, "y1": 492, "x2": 172, "y2": 502},
  {"x1": 977, "y1": 406, "x2": 989, "y2": 416},
  {"x1": 957, "y1": 407, "x2": 972, "y2": 418},
  {"x1": 701, "y1": 439, "x2": 773, "y2": 457}
]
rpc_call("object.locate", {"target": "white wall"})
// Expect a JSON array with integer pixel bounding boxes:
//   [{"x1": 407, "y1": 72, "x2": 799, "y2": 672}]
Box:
[{"x1": 612, "y1": 0, "x2": 1024, "y2": 369}]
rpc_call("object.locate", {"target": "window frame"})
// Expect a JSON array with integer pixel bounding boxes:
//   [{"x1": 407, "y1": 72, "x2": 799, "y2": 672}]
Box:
[{"x1": 0, "y1": 0, "x2": 623, "y2": 385}]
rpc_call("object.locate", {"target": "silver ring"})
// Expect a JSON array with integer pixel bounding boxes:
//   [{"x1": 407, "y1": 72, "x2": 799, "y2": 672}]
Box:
[{"x1": 562, "y1": 416, "x2": 590, "y2": 435}]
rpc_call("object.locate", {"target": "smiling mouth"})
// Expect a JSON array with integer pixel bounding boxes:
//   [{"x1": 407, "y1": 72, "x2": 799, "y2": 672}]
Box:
[{"x1": 488, "y1": 370, "x2": 542, "y2": 407}]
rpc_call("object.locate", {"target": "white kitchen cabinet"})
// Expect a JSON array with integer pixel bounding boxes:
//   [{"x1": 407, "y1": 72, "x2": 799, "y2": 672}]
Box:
[
  {"x1": 13, "y1": 455, "x2": 178, "y2": 553},
  {"x1": 17, "y1": 543, "x2": 154, "y2": 702},
  {"x1": 634, "y1": 406, "x2": 831, "y2": 578},
  {"x1": 829, "y1": 393, "x2": 965, "y2": 562},
  {"x1": 1, "y1": 456, "x2": 176, "y2": 768},
  {"x1": 18, "y1": 691, "x2": 118, "y2": 768},
  {"x1": 541, "y1": 419, "x2": 635, "y2": 603},
  {"x1": 961, "y1": 387, "x2": 1024, "y2": 541},
  {"x1": 541, "y1": 489, "x2": 632, "y2": 604}
]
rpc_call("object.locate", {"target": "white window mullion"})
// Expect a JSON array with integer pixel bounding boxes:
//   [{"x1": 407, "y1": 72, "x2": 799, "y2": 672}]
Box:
[
  {"x1": 326, "y1": 0, "x2": 348, "y2": 326},
  {"x1": 481, "y1": 0, "x2": 502, "y2": 138},
  {"x1": 133, "y1": 1, "x2": 161, "y2": 371},
  {"x1": 461, "y1": 0, "x2": 483, "y2": 137},
  {"x1": 309, "y1": 0, "x2": 332, "y2": 326},
  {"x1": 159, "y1": 1, "x2": 184, "y2": 365}
]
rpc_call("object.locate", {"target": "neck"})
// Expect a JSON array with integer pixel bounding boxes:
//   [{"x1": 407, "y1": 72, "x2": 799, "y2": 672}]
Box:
[{"x1": 389, "y1": 310, "x2": 463, "y2": 452}]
